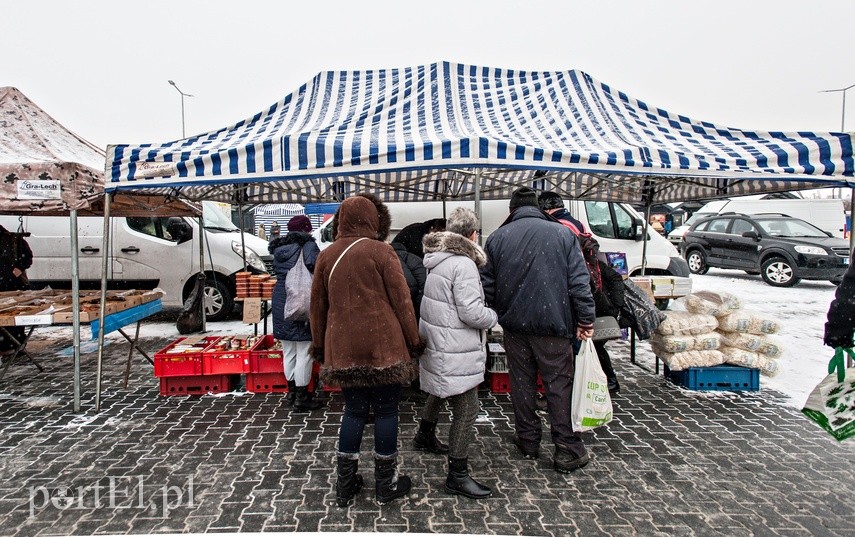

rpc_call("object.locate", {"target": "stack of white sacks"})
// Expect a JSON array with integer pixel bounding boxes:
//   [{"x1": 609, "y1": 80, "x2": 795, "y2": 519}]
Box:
[{"x1": 651, "y1": 290, "x2": 782, "y2": 376}]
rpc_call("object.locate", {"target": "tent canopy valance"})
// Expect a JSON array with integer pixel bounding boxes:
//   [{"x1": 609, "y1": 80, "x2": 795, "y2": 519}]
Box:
[{"x1": 105, "y1": 61, "x2": 855, "y2": 204}]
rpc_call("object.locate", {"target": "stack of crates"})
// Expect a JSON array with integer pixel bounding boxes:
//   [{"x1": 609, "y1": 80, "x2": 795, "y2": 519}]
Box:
[
  {"x1": 487, "y1": 340, "x2": 511, "y2": 393},
  {"x1": 155, "y1": 333, "x2": 332, "y2": 396},
  {"x1": 245, "y1": 335, "x2": 330, "y2": 393},
  {"x1": 246, "y1": 335, "x2": 289, "y2": 393},
  {"x1": 486, "y1": 334, "x2": 544, "y2": 394},
  {"x1": 154, "y1": 336, "x2": 232, "y2": 396}
]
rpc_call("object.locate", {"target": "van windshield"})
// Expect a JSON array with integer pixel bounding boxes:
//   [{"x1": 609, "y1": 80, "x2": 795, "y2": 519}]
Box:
[{"x1": 202, "y1": 201, "x2": 238, "y2": 231}]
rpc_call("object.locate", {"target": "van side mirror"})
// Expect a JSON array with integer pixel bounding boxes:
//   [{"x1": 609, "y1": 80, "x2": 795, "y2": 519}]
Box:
[
  {"x1": 633, "y1": 218, "x2": 645, "y2": 241},
  {"x1": 742, "y1": 230, "x2": 759, "y2": 241},
  {"x1": 168, "y1": 218, "x2": 193, "y2": 244}
]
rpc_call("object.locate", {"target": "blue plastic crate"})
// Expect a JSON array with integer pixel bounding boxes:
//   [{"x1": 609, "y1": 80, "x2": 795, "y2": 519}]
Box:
[{"x1": 665, "y1": 364, "x2": 759, "y2": 392}]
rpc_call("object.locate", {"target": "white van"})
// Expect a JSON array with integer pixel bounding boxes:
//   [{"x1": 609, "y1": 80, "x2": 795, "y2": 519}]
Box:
[
  {"x1": 669, "y1": 198, "x2": 847, "y2": 245},
  {"x1": 0, "y1": 202, "x2": 271, "y2": 321},
  {"x1": 314, "y1": 199, "x2": 691, "y2": 304}
]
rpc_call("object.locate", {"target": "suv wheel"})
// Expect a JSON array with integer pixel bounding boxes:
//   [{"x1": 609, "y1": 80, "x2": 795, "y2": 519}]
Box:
[
  {"x1": 686, "y1": 250, "x2": 709, "y2": 275},
  {"x1": 760, "y1": 257, "x2": 801, "y2": 287},
  {"x1": 204, "y1": 279, "x2": 235, "y2": 321}
]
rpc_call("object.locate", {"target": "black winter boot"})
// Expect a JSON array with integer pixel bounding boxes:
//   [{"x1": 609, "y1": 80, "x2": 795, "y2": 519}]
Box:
[
  {"x1": 553, "y1": 444, "x2": 590, "y2": 474},
  {"x1": 413, "y1": 419, "x2": 449, "y2": 455},
  {"x1": 335, "y1": 453, "x2": 364, "y2": 507},
  {"x1": 445, "y1": 457, "x2": 492, "y2": 499},
  {"x1": 286, "y1": 380, "x2": 297, "y2": 406},
  {"x1": 374, "y1": 453, "x2": 412, "y2": 504},
  {"x1": 293, "y1": 386, "x2": 323, "y2": 412},
  {"x1": 595, "y1": 343, "x2": 620, "y2": 395}
]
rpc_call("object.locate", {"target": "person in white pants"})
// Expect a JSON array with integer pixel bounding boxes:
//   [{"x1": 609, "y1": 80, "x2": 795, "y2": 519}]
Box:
[{"x1": 269, "y1": 215, "x2": 322, "y2": 411}]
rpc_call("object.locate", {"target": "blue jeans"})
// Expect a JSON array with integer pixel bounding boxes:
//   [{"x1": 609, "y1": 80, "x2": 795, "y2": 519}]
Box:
[{"x1": 338, "y1": 384, "x2": 402, "y2": 456}]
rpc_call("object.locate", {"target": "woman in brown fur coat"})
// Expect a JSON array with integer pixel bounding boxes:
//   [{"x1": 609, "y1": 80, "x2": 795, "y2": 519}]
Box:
[{"x1": 310, "y1": 193, "x2": 425, "y2": 507}]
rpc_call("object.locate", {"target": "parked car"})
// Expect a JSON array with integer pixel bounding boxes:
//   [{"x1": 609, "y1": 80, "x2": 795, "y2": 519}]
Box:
[
  {"x1": 668, "y1": 198, "x2": 847, "y2": 245},
  {"x1": 680, "y1": 213, "x2": 850, "y2": 287}
]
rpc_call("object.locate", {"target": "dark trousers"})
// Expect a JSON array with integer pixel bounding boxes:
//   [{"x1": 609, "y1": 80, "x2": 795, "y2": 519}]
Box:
[
  {"x1": 503, "y1": 330, "x2": 586, "y2": 457},
  {"x1": 420, "y1": 387, "x2": 480, "y2": 459},
  {"x1": 339, "y1": 384, "x2": 402, "y2": 456}
]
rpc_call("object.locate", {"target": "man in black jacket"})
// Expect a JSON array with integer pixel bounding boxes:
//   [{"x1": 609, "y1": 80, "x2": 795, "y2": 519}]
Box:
[{"x1": 480, "y1": 187, "x2": 596, "y2": 473}]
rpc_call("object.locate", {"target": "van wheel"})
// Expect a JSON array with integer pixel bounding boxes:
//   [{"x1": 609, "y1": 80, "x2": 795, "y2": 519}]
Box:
[
  {"x1": 686, "y1": 250, "x2": 709, "y2": 275},
  {"x1": 654, "y1": 298, "x2": 670, "y2": 311},
  {"x1": 761, "y1": 257, "x2": 801, "y2": 287},
  {"x1": 204, "y1": 279, "x2": 234, "y2": 322}
]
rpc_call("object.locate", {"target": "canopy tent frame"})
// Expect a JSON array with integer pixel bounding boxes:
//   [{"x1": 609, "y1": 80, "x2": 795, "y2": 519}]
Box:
[{"x1": 97, "y1": 61, "x2": 855, "y2": 409}]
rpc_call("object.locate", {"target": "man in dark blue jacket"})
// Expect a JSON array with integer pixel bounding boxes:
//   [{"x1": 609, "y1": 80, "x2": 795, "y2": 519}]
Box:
[{"x1": 481, "y1": 187, "x2": 596, "y2": 473}]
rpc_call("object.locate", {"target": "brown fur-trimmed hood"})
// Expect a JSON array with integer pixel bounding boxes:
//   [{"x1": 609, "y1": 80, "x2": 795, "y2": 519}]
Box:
[
  {"x1": 422, "y1": 231, "x2": 487, "y2": 267},
  {"x1": 330, "y1": 192, "x2": 392, "y2": 241}
]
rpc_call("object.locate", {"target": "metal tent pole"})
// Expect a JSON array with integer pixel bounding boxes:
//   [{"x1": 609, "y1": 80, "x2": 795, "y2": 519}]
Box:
[
  {"x1": 474, "y1": 170, "x2": 482, "y2": 245},
  {"x1": 641, "y1": 204, "x2": 651, "y2": 276},
  {"x1": 849, "y1": 188, "x2": 855, "y2": 257},
  {"x1": 199, "y1": 214, "x2": 207, "y2": 333},
  {"x1": 71, "y1": 209, "x2": 81, "y2": 413},
  {"x1": 238, "y1": 203, "x2": 248, "y2": 271},
  {"x1": 95, "y1": 194, "x2": 111, "y2": 412}
]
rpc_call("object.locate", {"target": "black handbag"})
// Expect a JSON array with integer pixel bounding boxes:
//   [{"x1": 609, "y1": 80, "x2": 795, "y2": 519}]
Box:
[{"x1": 620, "y1": 279, "x2": 666, "y2": 340}]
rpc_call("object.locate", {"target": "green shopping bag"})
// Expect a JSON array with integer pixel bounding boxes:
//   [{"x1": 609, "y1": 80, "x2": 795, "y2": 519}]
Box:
[{"x1": 801, "y1": 348, "x2": 855, "y2": 441}]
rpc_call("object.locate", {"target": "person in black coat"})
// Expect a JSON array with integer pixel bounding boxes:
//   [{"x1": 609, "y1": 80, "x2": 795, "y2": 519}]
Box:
[
  {"x1": 480, "y1": 187, "x2": 596, "y2": 474},
  {"x1": 269, "y1": 216, "x2": 322, "y2": 411},
  {"x1": 390, "y1": 242, "x2": 427, "y2": 321},
  {"x1": 393, "y1": 218, "x2": 446, "y2": 258},
  {"x1": 0, "y1": 226, "x2": 33, "y2": 353},
  {"x1": 591, "y1": 259, "x2": 628, "y2": 394},
  {"x1": 825, "y1": 261, "x2": 855, "y2": 348}
]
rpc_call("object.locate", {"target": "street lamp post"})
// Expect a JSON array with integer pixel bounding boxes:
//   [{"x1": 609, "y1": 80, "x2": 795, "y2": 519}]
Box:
[
  {"x1": 168, "y1": 79, "x2": 193, "y2": 138},
  {"x1": 820, "y1": 83, "x2": 855, "y2": 132}
]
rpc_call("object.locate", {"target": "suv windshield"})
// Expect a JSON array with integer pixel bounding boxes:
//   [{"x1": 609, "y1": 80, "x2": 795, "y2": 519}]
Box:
[
  {"x1": 202, "y1": 201, "x2": 238, "y2": 231},
  {"x1": 755, "y1": 217, "x2": 827, "y2": 238}
]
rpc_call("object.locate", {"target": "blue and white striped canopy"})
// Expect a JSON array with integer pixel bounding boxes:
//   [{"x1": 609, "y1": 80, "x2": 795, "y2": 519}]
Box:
[{"x1": 105, "y1": 61, "x2": 855, "y2": 204}]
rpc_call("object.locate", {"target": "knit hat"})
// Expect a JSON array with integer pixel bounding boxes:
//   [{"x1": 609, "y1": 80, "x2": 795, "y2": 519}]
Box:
[
  {"x1": 509, "y1": 187, "x2": 539, "y2": 210},
  {"x1": 538, "y1": 191, "x2": 564, "y2": 211},
  {"x1": 286, "y1": 215, "x2": 312, "y2": 233}
]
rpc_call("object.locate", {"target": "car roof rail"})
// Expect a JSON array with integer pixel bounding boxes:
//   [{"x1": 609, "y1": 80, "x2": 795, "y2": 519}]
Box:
[{"x1": 751, "y1": 212, "x2": 791, "y2": 217}]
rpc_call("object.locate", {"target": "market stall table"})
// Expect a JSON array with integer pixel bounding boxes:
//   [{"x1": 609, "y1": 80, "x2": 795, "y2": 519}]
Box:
[{"x1": 0, "y1": 291, "x2": 163, "y2": 384}]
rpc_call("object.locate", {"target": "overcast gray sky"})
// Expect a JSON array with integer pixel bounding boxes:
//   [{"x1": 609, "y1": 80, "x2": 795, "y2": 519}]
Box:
[{"x1": 4, "y1": 0, "x2": 855, "y2": 151}]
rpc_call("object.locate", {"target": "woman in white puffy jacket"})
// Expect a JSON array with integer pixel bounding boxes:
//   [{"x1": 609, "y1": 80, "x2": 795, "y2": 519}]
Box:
[{"x1": 413, "y1": 207, "x2": 498, "y2": 500}]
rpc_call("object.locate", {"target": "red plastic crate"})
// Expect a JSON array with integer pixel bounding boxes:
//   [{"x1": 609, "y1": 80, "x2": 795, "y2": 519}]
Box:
[
  {"x1": 153, "y1": 336, "x2": 219, "y2": 377},
  {"x1": 249, "y1": 335, "x2": 284, "y2": 373},
  {"x1": 159, "y1": 375, "x2": 231, "y2": 396},
  {"x1": 490, "y1": 372, "x2": 511, "y2": 393},
  {"x1": 488, "y1": 372, "x2": 544, "y2": 394},
  {"x1": 246, "y1": 372, "x2": 290, "y2": 393},
  {"x1": 202, "y1": 337, "x2": 251, "y2": 375}
]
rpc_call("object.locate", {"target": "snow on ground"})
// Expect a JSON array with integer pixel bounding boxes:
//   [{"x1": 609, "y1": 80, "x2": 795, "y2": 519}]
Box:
[{"x1": 676, "y1": 268, "x2": 839, "y2": 408}]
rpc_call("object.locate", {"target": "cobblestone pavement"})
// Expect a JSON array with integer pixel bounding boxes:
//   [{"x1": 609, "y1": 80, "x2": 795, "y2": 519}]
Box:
[{"x1": 0, "y1": 330, "x2": 854, "y2": 537}]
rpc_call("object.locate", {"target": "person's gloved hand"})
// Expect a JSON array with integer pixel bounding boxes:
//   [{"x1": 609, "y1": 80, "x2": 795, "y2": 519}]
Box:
[{"x1": 823, "y1": 324, "x2": 854, "y2": 349}]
